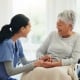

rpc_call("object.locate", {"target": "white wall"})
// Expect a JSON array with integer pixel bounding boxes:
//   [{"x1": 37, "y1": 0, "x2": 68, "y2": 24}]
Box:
[
  {"x1": 0, "y1": 0, "x2": 77, "y2": 31},
  {"x1": 46, "y1": 0, "x2": 76, "y2": 32},
  {"x1": 0, "y1": 0, "x2": 12, "y2": 29}
]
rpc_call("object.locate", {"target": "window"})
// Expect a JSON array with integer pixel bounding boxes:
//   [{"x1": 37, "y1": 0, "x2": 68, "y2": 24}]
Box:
[{"x1": 12, "y1": 0, "x2": 47, "y2": 60}]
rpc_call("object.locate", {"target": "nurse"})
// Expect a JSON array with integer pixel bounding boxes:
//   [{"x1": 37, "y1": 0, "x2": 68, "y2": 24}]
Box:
[{"x1": 0, "y1": 14, "x2": 43, "y2": 80}]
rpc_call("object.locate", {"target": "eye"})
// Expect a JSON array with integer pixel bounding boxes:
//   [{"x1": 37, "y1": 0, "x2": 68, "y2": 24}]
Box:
[
  {"x1": 58, "y1": 24, "x2": 62, "y2": 26},
  {"x1": 57, "y1": 24, "x2": 62, "y2": 27}
]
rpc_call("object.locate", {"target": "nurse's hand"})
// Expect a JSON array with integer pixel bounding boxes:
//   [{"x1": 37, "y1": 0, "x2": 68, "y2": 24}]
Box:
[
  {"x1": 41, "y1": 60, "x2": 62, "y2": 68},
  {"x1": 41, "y1": 61, "x2": 53, "y2": 68},
  {"x1": 34, "y1": 61, "x2": 54, "y2": 68},
  {"x1": 34, "y1": 60, "x2": 44, "y2": 67}
]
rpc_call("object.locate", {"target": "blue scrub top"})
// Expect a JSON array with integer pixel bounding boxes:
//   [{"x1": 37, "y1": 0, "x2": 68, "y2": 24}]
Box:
[{"x1": 0, "y1": 39, "x2": 24, "y2": 80}]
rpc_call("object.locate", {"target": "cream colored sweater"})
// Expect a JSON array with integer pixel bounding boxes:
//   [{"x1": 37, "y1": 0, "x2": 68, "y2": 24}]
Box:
[{"x1": 37, "y1": 31, "x2": 80, "y2": 66}]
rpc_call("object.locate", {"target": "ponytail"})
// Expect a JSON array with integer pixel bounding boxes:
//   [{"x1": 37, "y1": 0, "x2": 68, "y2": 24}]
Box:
[
  {"x1": 0, "y1": 14, "x2": 30, "y2": 43},
  {"x1": 0, "y1": 24, "x2": 12, "y2": 43}
]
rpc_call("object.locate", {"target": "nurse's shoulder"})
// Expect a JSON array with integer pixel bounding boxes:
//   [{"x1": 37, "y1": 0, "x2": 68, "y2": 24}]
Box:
[{"x1": 0, "y1": 39, "x2": 13, "y2": 48}]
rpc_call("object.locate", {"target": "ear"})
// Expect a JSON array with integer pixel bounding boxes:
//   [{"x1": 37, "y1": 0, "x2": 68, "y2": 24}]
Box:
[
  {"x1": 69, "y1": 24, "x2": 73, "y2": 30},
  {"x1": 20, "y1": 26, "x2": 25, "y2": 31}
]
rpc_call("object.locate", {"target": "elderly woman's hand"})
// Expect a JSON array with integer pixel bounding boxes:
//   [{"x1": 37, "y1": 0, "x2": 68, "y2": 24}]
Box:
[
  {"x1": 40, "y1": 60, "x2": 62, "y2": 68},
  {"x1": 34, "y1": 59, "x2": 62, "y2": 68},
  {"x1": 41, "y1": 61, "x2": 53, "y2": 68},
  {"x1": 34, "y1": 60, "x2": 53, "y2": 68},
  {"x1": 39, "y1": 55, "x2": 53, "y2": 62}
]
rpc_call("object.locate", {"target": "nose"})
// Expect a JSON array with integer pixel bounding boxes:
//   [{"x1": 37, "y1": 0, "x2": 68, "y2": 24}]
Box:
[{"x1": 57, "y1": 26, "x2": 61, "y2": 30}]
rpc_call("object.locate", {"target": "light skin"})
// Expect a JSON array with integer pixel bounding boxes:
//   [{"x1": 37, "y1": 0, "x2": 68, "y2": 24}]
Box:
[
  {"x1": 39, "y1": 19, "x2": 75, "y2": 68},
  {"x1": 11, "y1": 22, "x2": 45, "y2": 67},
  {"x1": 11, "y1": 22, "x2": 31, "y2": 42},
  {"x1": 11, "y1": 20, "x2": 75, "y2": 68},
  {"x1": 57, "y1": 20, "x2": 74, "y2": 38}
]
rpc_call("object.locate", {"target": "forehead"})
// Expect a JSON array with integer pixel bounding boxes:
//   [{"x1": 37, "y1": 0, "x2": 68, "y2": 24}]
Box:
[{"x1": 57, "y1": 19, "x2": 66, "y2": 25}]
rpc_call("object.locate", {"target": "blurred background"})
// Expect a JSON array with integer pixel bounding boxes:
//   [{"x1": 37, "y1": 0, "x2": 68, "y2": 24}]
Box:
[
  {"x1": 0, "y1": 0, "x2": 80, "y2": 60},
  {"x1": 0, "y1": 0, "x2": 80, "y2": 79}
]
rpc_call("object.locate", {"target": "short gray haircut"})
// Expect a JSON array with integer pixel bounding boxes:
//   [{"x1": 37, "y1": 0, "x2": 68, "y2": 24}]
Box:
[{"x1": 58, "y1": 10, "x2": 76, "y2": 26}]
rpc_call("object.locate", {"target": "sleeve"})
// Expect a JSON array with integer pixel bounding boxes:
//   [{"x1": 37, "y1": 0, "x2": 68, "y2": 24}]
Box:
[
  {"x1": 62, "y1": 36, "x2": 80, "y2": 66},
  {"x1": 0, "y1": 41, "x2": 13, "y2": 62},
  {"x1": 20, "y1": 57, "x2": 36, "y2": 65},
  {"x1": 20, "y1": 57, "x2": 28, "y2": 65},
  {"x1": 4, "y1": 61, "x2": 35, "y2": 76},
  {"x1": 36, "y1": 32, "x2": 53, "y2": 59}
]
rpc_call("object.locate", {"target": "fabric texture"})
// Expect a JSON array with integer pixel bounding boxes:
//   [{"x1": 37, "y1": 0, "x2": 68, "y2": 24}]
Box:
[
  {"x1": 37, "y1": 31, "x2": 80, "y2": 66},
  {"x1": 21, "y1": 66, "x2": 78, "y2": 80},
  {"x1": 0, "y1": 39, "x2": 34, "y2": 79}
]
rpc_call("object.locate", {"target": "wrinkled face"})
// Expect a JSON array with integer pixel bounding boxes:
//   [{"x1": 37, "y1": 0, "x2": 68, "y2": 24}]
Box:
[
  {"x1": 20, "y1": 22, "x2": 31, "y2": 37},
  {"x1": 56, "y1": 20, "x2": 72, "y2": 37}
]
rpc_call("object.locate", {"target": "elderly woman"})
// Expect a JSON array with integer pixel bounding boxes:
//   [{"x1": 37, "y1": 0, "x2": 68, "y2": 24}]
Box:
[{"x1": 21, "y1": 10, "x2": 79, "y2": 80}]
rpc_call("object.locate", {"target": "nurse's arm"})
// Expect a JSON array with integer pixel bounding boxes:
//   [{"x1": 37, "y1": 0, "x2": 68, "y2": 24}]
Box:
[
  {"x1": 20, "y1": 57, "x2": 36, "y2": 65},
  {"x1": 4, "y1": 61, "x2": 34, "y2": 76}
]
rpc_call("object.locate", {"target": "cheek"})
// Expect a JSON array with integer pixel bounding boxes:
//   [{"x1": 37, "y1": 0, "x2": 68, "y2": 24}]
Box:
[
  {"x1": 25, "y1": 27, "x2": 31, "y2": 34},
  {"x1": 63, "y1": 27, "x2": 67, "y2": 31},
  {"x1": 61, "y1": 28, "x2": 67, "y2": 34},
  {"x1": 27, "y1": 27, "x2": 31, "y2": 32},
  {"x1": 64, "y1": 27, "x2": 69, "y2": 32}
]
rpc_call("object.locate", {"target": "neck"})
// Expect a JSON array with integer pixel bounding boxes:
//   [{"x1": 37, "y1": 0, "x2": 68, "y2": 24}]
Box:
[
  {"x1": 11, "y1": 34, "x2": 20, "y2": 42},
  {"x1": 62, "y1": 31, "x2": 74, "y2": 38}
]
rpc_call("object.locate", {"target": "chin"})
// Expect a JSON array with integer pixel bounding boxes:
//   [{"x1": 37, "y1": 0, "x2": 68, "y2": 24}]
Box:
[
  {"x1": 22, "y1": 35, "x2": 27, "y2": 38},
  {"x1": 25, "y1": 35, "x2": 27, "y2": 37}
]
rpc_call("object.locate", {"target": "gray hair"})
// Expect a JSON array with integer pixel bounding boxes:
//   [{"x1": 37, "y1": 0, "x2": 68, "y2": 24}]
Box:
[{"x1": 58, "y1": 10, "x2": 76, "y2": 26}]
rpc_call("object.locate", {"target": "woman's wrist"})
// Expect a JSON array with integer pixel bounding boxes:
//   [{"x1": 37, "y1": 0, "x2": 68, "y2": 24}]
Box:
[
  {"x1": 51, "y1": 60, "x2": 62, "y2": 67},
  {"x1": 33, "y1": 60, "x2": 44, "y2": 67}
]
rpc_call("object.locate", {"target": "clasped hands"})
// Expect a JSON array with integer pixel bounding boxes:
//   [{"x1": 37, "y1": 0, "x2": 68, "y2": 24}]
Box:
[{"x1": 34, "y1": 55, "x2": 62, "y2": 68}]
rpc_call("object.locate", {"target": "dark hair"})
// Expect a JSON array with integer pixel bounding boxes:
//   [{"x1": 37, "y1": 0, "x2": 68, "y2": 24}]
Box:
[{"x1": 0, "y1": 14, "x2": 29, "y2": 43}]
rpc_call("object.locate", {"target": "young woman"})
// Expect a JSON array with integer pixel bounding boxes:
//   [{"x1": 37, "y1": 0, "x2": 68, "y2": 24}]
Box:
[{"x1": 0, "y1": 14, "x2": 43, "y2": 80}]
